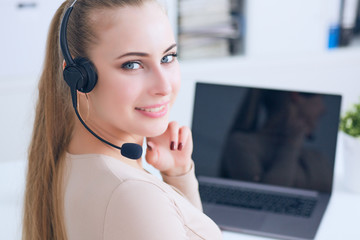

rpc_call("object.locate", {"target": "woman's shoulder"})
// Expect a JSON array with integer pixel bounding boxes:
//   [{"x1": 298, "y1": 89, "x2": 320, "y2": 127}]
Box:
[
  {"x1": 64, "y1": 153, "x2": 222, "y2": 240},
  {"x1": 65, "y1": 152, "x2": 158, "y2": 184},
  {"x1": 64, "y1": 153, "x2": 170, "y2": 217}
]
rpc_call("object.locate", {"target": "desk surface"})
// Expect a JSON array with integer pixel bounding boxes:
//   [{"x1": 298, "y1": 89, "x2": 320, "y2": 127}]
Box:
[{"x1": 1, "y1": 135, "x2": 359, "y2": 240}]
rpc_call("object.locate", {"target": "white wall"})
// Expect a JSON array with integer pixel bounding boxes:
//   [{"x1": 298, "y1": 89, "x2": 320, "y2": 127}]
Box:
[
  {"x1": 0, "y1": 77, "x2": 37, "y2": 163},
  {"x1": 245, "y1": 0, "x2": 330, "y2": 57},
  {"x1": 0, "y1": 1, "x2": 63, "y2": 78}
]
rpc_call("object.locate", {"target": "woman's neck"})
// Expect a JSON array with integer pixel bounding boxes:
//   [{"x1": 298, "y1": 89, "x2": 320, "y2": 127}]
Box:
[{"x1": 68, "y1": 120, "x2": 144, "y2": 170}]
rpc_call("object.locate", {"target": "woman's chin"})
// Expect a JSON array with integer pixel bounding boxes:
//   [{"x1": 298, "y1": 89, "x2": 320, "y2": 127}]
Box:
[{"x1": 144, "y1": 123, "x2": 169, "y2": 138}]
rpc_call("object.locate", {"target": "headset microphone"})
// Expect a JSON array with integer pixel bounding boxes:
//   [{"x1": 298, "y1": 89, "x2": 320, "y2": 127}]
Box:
[{"x1": 59, "y1": 0, "x2": 143, "y2": 160}]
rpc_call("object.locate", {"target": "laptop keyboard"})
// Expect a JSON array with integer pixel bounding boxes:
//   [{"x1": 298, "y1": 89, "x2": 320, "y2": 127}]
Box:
[{"x1": 199, "y1": 182, "x2": 317, "y2": 218}]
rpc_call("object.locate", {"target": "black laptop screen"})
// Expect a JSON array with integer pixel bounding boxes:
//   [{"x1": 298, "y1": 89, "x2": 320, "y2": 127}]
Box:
[{"x1": 191, "y1": 82, "x2": 342, "y2": 193}]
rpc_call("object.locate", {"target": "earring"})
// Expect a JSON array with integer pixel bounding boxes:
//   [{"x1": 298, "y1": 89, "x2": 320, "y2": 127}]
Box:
[
  {"x1": 85, "y1": 93, "x2": 90, "y2": 121},
  {"x1": 77, "y1": 92, "x2": 90, "y2": 122},
  {"x1": 77, "y1": 91, "x2": 80, "y2": 115}
]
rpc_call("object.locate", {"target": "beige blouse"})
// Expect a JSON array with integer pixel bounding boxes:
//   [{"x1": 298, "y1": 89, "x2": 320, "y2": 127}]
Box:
[{"x1": 63, "y1": 153, "x2": 222, "y2": 239}]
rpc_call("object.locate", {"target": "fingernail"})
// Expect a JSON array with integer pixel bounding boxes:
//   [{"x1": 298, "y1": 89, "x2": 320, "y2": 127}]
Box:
[
  {"x1": 170, "y1": 141, "x2": 175, "y2": 150},
  {"x1": 178, "y1": 142, "x2": 183, "y2": 151},
  {"x1": 147, "y1": 144, "x2": 152, "y2": 151}
]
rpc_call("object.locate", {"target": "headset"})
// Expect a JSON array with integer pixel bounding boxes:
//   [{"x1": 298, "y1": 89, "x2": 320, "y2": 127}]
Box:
[{"x1": 59, "y1": 0, "x2": 143, "y2": 159}]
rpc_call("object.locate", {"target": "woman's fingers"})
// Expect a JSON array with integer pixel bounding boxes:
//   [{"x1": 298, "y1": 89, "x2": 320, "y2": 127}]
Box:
[
  {"x1": 168, "y1": 121, "x2": 179, "y2": 151},
  {"x1": 168, "y1": 121, "x2": 192, "y2": 151},
  {"x1": 145, "y1": 141, "x2": 160, "y2": 169},
  {"x1": 145, "y1": 121, "x2": 194, "y2": 175},
  {"x1": 178, "y1": 126, "x2": 190, "y2": 151}
]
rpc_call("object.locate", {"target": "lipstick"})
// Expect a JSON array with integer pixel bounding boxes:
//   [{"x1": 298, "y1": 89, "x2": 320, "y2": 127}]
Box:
[{"x1": 135, "y1": 102, "x2": 169, "y2": 118}]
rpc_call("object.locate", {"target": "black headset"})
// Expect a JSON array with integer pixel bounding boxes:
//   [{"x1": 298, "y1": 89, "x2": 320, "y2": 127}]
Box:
[{"x1": 59, "y1": 0, "x2": 143, "y2": 160}]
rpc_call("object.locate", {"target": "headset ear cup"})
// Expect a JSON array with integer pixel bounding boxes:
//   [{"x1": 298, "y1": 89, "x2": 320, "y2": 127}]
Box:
[
  {"x1": 74, "y1": 57, "x2": 98, "y2": 93},
  {"x1": 63, "y1": 64, "x2": 82, "y2": 90}
]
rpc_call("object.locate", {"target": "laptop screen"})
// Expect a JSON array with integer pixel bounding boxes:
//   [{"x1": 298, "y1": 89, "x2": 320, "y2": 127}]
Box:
[{"x1": 191, "y1": 82, "x2": 342, "y2": 193}]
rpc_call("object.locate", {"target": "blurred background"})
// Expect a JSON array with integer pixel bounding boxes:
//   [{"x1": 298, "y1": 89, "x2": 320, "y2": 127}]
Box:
[{"x1": 1, "y1": 0, "x2": 360, "y2": 239}]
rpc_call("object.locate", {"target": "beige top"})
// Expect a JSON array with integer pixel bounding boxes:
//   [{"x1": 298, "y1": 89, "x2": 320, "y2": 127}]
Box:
[{"x1": 63, "y1": 153, "x2": 222, "y2": 240}]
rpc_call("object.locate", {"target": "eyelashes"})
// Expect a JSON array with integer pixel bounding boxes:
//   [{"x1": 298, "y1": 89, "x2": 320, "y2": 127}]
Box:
[
  {"x1": 121, "y1": 52, "x2": 178, "y2": 70},
  {"x1": 121, "y1": 61, "x2": 141, "y2": 70},
  {"x1": 161, "y1": 53, "x2": 177, "y2": 63}
]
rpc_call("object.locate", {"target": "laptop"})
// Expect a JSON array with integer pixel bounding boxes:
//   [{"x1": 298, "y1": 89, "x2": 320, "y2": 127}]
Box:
[{"x1": 191, "y1": 82, "x2": 342, "y2": 240}]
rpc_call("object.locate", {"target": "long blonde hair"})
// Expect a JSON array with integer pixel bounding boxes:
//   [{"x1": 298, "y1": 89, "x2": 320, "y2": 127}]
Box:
[{"x1": 22, "y1": 0, "x2": 155, "y2": 239}]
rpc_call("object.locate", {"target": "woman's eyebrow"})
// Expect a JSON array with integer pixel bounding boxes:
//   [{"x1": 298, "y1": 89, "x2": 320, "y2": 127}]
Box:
[
  {"x1": 116, "y1": 43, "x2": 177, "y2": 60},
  {"x1": 163, "y1": 43, "x2": 177, "y2": 54}
]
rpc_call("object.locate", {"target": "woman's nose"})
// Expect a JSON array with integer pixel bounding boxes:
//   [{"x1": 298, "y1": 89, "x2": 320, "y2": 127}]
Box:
[{"x1": 149, "y1": 66, "x2": 172, "y2": 96}]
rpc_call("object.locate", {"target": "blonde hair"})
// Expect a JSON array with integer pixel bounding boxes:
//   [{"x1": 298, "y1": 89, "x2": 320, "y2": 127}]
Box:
[{"x1": 22, "y1": 0, "x2": 155, "y2": 239}]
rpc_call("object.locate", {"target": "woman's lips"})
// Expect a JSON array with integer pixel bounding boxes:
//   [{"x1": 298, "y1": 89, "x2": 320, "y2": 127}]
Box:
[{"x1": 135, "y1": 102, "x2": 169, "y2": 118}]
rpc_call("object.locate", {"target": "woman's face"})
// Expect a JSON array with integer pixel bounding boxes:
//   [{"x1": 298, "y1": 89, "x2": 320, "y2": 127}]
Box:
[{"x1": 86, "y1": 2, "x2": 180, "y2": 142}]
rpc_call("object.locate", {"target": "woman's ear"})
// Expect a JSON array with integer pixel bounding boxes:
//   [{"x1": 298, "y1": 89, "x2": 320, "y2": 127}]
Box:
[{"x1": 63, "y1": 60, "x2": 66, "y2": 70}]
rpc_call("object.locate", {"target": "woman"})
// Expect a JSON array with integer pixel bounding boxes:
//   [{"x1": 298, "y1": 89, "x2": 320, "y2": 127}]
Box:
[{"x1": 22, "y1": 0, "x2": 222, "y2": 239}]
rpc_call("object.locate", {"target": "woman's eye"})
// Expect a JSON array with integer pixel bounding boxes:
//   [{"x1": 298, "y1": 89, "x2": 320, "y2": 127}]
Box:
[
  {"x1": 161, "y1": 53, "x2": 177, "y2": 63},
  {"x1": 121, "y1": 62, "x2": 141, "y2": 70}
]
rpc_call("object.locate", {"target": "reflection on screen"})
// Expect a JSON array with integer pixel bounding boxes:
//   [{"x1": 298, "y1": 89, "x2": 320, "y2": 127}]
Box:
[{"x1": 192, "y1": 83, "x2": 341, "y2": 193}]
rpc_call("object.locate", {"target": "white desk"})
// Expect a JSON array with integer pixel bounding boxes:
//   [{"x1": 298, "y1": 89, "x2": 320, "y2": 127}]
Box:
[{"x1": 1, "y1": 137, "x2": 359, "y2": 240}]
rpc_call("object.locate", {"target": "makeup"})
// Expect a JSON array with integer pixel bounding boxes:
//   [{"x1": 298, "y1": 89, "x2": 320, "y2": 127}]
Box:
[{"x1": 135, "y1": 102, "x2": 169, "y2": 118}]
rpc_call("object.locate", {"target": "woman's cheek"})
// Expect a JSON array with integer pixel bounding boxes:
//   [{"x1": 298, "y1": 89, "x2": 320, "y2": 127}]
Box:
[
  {"x1": 171, "y1": 66, "x2": 181, "y2": 96},
  {"x1": 173, "y1": 78, "x2": 181, "y2": 96}
]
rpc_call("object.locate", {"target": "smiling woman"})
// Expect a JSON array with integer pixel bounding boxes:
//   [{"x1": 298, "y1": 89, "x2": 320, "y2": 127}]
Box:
[{"x1": 22, "y1": 0, "x2": 222, "y2": 240}]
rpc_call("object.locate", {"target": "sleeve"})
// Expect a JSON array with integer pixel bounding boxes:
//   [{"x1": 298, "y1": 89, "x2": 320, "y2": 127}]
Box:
[
  {"x1": 161, "y1": 161, "x2": 203, "y2": 211},
  {"x1": 103, "y1": 180, "x2": 189, "y2": 240}
]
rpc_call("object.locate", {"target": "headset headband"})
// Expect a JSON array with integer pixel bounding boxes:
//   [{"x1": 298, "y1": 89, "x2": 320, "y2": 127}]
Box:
[{"x1": 60, "y1": 0, "x2": 78, "y2": 65}]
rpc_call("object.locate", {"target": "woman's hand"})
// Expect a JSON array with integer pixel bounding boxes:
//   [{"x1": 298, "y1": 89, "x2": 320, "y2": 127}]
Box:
[{"x1": 145, "y1": 121, "x2": 193, "y2": 177}]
